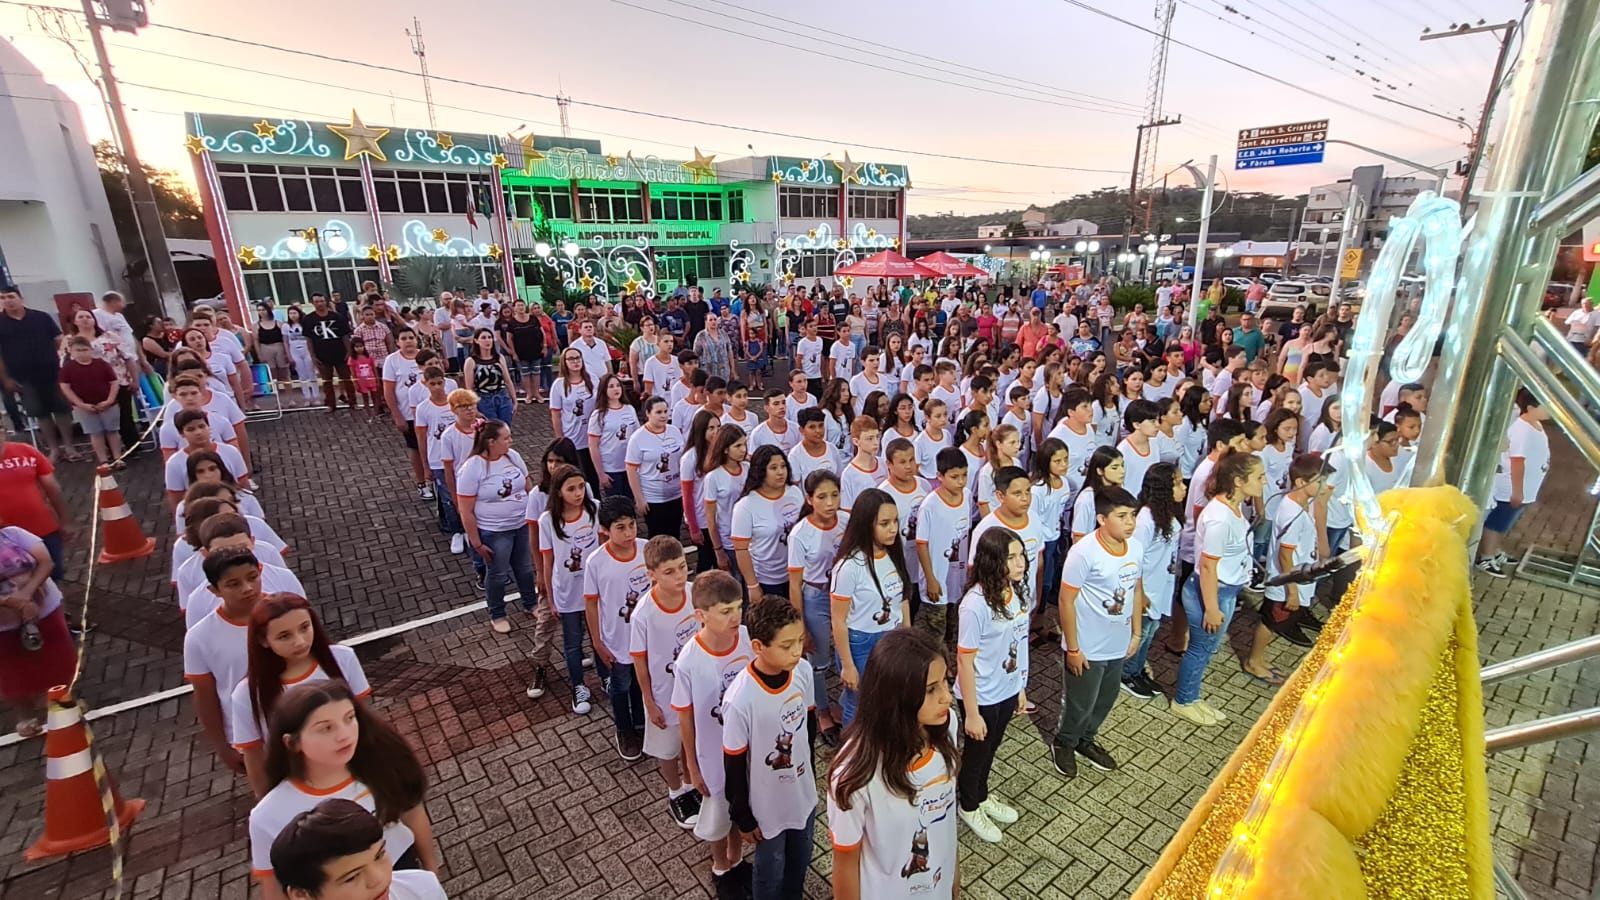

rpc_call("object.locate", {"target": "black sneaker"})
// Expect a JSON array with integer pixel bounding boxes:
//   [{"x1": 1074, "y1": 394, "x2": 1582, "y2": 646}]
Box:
[
  {"x1": 1076, "y1": 740, "x2": 1118, "y2": 772},
  {"x1": 1135, "y1": 672, "x2": 1164, "y2": 698},
  {"x1": 681, "y1": 787, "x2": 703, "y2": 820},
  {"x1": 474, "y1": 568, "x2": 487, "y2": 590},
  {"x1": 1475, "y1": 558, "x2": 1506, "y2": 578},
  {"x1": 617, "y1": 729, "x2": 644, "y2": 762},
  {"x1": 667, "y1": 792, "x2": 697, "y2": 828},
  {"x1": 712, "y1": 868, "x2": 744, "y2": 900},
  {"x1": 525, "y1": 667, "x2": 547, "y2": 699},
  {"x1": 1293, "y1": 606, "x2": 1325, "y2": 632},
  {"x1": 1050, "y1": 742, "x2": 1078, "y2": 779},
  {"x1": 1120, "y1": 673, "x2": 1157, "y2": 700}
]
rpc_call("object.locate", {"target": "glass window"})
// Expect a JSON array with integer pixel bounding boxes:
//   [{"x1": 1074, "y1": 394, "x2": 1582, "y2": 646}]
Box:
[
  {"x1": 424, "y1": 180, "x2": 448, "y2": 213},
  {"x1": 446, "y1": 180, "x2": 469, "y2": 213},
  {"x1": 250, "y1": 174, "x2": 285, "y2": 212},
  {"x1": 398, "y1": 179, "x2": 425, "y2": 213},
  {"x1": 243, "y1": 272, "x2": 273, "y2": 304},
  {"x1": 272, "y1": 269, "x2": 306, "y2": 305},
  {"x1": 219, "y1": 174, "x2": 253, "y2": 211},
  {"x1": 310, "y1": 176, "x2": 341, "y2": 212},
  {"x1": 282, "y1": 176, "x2": 313, "y2": 212},
  {"x1": 374, "y1": 178, "x2": 399, "y2": 213},
  {"x1": 340, "y1": 178, "x2": 367, "y2": 212},
  {"x1": 728, "y1": 191, "x2": 744, "y2": 222}
]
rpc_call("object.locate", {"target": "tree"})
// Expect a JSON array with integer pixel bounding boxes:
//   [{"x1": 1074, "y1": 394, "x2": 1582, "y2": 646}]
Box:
[
  {"x1": 94, "y1": 140, "x2": 206, "y2": 263},
  {"x1": 389, "y1": 254, "x2": 482, "y2": 303}
]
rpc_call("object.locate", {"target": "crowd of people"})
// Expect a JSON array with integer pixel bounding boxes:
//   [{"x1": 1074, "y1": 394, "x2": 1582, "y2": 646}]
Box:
[{"x1": 0, "y1": 268, "x2": 1557, "y2": 900}]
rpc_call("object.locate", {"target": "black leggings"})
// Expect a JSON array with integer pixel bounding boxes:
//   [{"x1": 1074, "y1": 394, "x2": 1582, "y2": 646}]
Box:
[
  {"x1": 958, "y1": 693, "x2": 1018, "y2": 811},
  {"x1": 646, "y1": 498, "x2": 684, "y2": 541}
]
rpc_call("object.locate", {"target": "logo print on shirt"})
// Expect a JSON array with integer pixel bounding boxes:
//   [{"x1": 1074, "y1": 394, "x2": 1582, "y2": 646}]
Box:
[
  {"x1": 497, "y1": 479, "x2": 514, "y2": 499},
  {"x1": 572, "y1": 398, "x2": 585, "y2": 418},
  {"x1": 312, "y1": 320, "x2": 338, "y2": 340},
  {"x1": 765, "y1": 732, "x2": 794, "y2": 770},
  {"x1": 656, "y1": 452, "x2": 671, "y2": 475}
]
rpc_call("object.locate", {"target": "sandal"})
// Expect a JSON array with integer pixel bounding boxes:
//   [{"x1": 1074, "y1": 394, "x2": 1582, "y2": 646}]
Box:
[
  {"x1": 14, "y1": 718, "x2": 43, "y2": 739},
  {"x1": 1241, "y1": 665, "x2": 1285, "y2": 686}
]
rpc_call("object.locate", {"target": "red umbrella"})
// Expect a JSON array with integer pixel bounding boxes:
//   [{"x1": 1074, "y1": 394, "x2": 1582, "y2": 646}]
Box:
[
  {"x1": 914, "y1": 251, "x2": 987, "y2": 278},
  {"x1": 833, "y1": 250, "x2": 942, "y2": 280}
]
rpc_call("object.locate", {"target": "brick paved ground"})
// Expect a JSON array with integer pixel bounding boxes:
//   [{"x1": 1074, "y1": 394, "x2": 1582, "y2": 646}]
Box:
[{"x1": 0, "y1": 400, "x2": 1593, "y2": 899}]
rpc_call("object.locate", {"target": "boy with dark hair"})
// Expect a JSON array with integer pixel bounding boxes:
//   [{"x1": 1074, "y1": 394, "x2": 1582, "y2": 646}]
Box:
[
  {"x1": 1047, "y1": 385, "x2": 1099, "y2": 492},
  {"x1": 584, "y1": 495, "x2": 652, "y2": 761},
  {"x1": 57, "y1": 335, "x2": 123, "y2": 465},
  {"x1": 163, "y1": 408, "x2": 251, "y2": 507},
  {"x1": 916, "y1": 447, "x2": 972, "y2": 652},
  {"x1": 632, "y1": 535, "x2": 703, "y2": 828},
  {"x1": 1118, "y1": 399, "x2": 1162, "y2": 496},
  {"x1": 271, "y1": 798, "x2": 445, "y2": 900},
  {"x1": 752, "y1": 388, "x2": 798, "y2": 454},
  {"x1": 787, "y1": 407, "x2": 837, "y2": 485},
  {"x1": 674, "y1": 570, "x2": 755, "y2": 899},
  {"x1": 722, "y1": 595, "x2": 817, "y2": 900},
  {"x1": 184, "y1": 546, "x2": 270, "y2": 777},
  {"x1": 1053, "y1": 485, "x2": 1144, "y2": 778},
  {"x1": 720, "y1": 380, "x2": 758, "y2": 438}
]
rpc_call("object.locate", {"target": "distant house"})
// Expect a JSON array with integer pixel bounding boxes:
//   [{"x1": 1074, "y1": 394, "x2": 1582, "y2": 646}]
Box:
[
  {"x1": 976, "y1": 214, "x2": 1099, "y2": 240},
  {"x1": 977, "y1": 223, "x2": 1008, "y2": 238}
]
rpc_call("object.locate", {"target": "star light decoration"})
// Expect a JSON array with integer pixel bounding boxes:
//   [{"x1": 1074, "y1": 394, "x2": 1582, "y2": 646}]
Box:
[
  {"x1": 606, "y1": 154, "x2": 620, "y2": 167},
  {"x1": 876, "y1": 166, "x2": 888, "y2": 180},
  {"x1": 491, "y1": 153, "x2": 509, "y2": 169},
  {"x1": 783, "y1": 271, "x2": 796, "y2": 285},
  {"x1": 835, "y1": 238, "x2": 848, "y2": 249},
  {"x1": 236, "y1": 245, "x2": 260, "y2": 266},
  {"x1": 776, "y1": 238, "x2": 789, "y2": 250},
  {"x1": 867, "y1": 228, "x2": 877, "y2": 238},
  {"x1": 436, "y1": 133, "x2": 454, "y2": 150},
  {"x1": 682, "y1": 147, "x2": 717, "y2": 182},
  {"x1": 623, "y1": 276, "x2": 642, "y2": 294},
  {"x1": 738, "y1": 270, "x2": 751, "y2": 284},
  {"x1": 365, "y1": 244, "x2": 384, "y2": 262},
  {"x1": 327, "y1": 110, "x2": 389, "y2": 162},
  {"x1": 771, "y1": 171, "x2": 784, "y2": 183},
  {"x1": 807, "y1": 228, "x2": 818, "y2": 239},
  {"x1": 184, "y1": 134, "x2": 207, "y2": 156},
  {"x1": 252, "y1": 120, "x2": 276, "y2": 139},
  {"x1": 486, "y1": 244, "x2": 504, "y2": 261},
  {"x1": 842, "y1": 275, "x2": 855, "y2": 288},
  {"x1": 511, "y1": 132, "x2": 545, "y2": 173},
  {"x1": 892, "y1": 238, "x2": 902, "y2": 250},
  {"x1": 431, "y1": 228, "x2": 449, "y2": 243},
  {"x1": 578, "y1": 274, "x2": 595, "y2": 292},
  {"x1": 833, "y1": 151, "x2": 864, "y2": 185},
  {"x1": 385, "y1": 244, "x2": 401, "y2": 263}
]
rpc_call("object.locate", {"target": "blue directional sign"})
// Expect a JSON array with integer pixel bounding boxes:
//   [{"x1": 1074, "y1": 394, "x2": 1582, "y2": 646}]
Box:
[{"x1": 1234, "y1": 141, "x2": 1326, "y2": 170}]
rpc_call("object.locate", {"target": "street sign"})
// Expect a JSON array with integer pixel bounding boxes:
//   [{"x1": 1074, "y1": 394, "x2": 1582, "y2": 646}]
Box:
[
  {"x1": 1236, "y1": 119, "x2": 1329, "y2": 170},
  {"x1": 1340, "y1": 248, "x2": 1363, "y2": 280}
]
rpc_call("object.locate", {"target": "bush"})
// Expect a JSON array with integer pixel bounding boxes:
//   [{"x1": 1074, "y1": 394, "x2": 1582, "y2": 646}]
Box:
[{"x1": 1109, "y1": 284, "x2": 1155, "y2": 312}]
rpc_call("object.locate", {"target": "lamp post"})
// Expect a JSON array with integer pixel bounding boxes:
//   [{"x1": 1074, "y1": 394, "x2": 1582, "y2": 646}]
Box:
[
  {"x1": 1214, "y1": 247, "x2": 1234, "y2": 279},
  {"x1": 287, "y1": 227, "x2": 336, "y2": 299}
]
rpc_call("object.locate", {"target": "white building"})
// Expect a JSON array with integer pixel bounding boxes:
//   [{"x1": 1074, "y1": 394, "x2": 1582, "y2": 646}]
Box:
[
  {"x1": 976, "y1": 214, "x2": 1099, "y2": 240},
  {"x1": 1298, "y1": 166, "x2": 1443, "y2": 253},
  {"x1": 0, "y1": 38, "x2": 124, "y2": 309}
]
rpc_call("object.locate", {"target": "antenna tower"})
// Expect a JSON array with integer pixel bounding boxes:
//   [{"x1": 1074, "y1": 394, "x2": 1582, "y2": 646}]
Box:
[
  {"x1": 556, "y1": 93, "x2": 572, "y2": 138},
  {"x1": 1134, "y1": 0, "x2": 1179, "y2": 230},
  {"x1": 406, "y1": 17, "x2": 437, "y2": 130}
]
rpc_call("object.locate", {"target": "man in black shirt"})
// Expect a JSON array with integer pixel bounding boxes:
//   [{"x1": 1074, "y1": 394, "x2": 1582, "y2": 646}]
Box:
[
  {"x1": 0, "y1": 286, "x2": 74, "y2": 458},
  {"x1": 301, "y1": 293, "x2": 354, "y2": 411},
  {"x1": 1199, "y1": 304, "x2": 1225, "y2": 347},
  {"x1": 683, "y1": 286, "x2": 709, "y2": 344}
]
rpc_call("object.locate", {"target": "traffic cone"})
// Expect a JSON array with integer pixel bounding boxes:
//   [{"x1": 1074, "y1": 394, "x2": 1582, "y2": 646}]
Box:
[
  {"x1": 94, "y1": 465, "x2": 154, "y2": 564},
  {"x1": 25, "y1": 686, "x2": 144, "y2": 860}
]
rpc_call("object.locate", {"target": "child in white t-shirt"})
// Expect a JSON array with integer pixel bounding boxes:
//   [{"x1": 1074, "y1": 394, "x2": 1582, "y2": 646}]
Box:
[
  {"x1": 1121, "y1": 463, "x2": 1185, "y2": 699},
  {"x1": 913, "y1": 399, "x2": 952, "y2": 487},
  {"x1": 722, "y1": 597, "x2": 817, "y2": 900},
  {"x1": 831, "y1": 487, "x2": 913, "y2": 726},
  {"x1": 584, "y1": 497, "x2": 654, "y2": 760},
  {"x1": 1054, "y1": 485, "x2": 1145, "y2": 778},
  {"x1": 182, "y1": 546, "x2": 268, "y2": 778},
  {"x1": 536, "y1": 464, "x2": 602, "y2": 716},
  {"x1": 731, "y1": 445, "x2": 805, "y2": 605},
  {"x1": 827, "y1": 628, "x2": 958, "y2": 900},
  {"x1": 1247, "y1": 454, "x2": 1329, "y2": 684},
  {"x1": 787, "y1": 470, "x2": 846, "y2": 743},
  {"x1": 839, "y1": 418, "x2": 883, "y2": 515},
  {"x1": 751, "y1": 389, "x2": 799, "y2": 455},
  {"x1": 671, "y1": 572, "x2": 756, "y2": 896},
  {"x1": 266, "y1": 798, "x2": 447, "y2": 900},
  {"x1": 915, "y1": 448, "x2": 972, "y2": 653},
  {"x1": 630, "y1": 537, "x2": 705, "y2": 829}
]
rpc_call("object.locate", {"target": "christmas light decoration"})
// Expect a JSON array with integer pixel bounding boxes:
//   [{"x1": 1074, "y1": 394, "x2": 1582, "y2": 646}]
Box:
[
  {"x1": 326, "y1": 110, "x2": 389, "y2": 162},
  {"x1": 236, "y1": 245, "x2": 260, "y2": 266}
]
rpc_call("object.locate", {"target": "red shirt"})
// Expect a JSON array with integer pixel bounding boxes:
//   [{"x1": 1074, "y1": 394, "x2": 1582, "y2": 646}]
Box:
[
  {"x1": 0, "y1": 443, "x2": 58, "y2": 536},
  {"x1": 58, "y1": 358, "x2": 117, "y2": 405}
]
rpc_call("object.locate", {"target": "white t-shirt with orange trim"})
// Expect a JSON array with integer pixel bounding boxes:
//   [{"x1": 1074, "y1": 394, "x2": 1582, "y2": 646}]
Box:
[
  {"x1": 788, "y1": 515, "x2": 845, "y2": 586},
  {"x1": 1118, "y1": 437, "x2": 1159, "y2": 499},
  {"x1": 721, "y1": 661, "x2": 817, "y2": 834},
  {"x1": 680, "y1": 447, "x2": 707, "y2": 529},
  {"x1": 173, "y1": 542, "x2": 288, "y2": 612},
  {"x1": 787, "y1": 441, "x2": 839, "y2": 488},
  {"x1": 913, "y1": 427, "x2": 951, "y2": 485},
  {"x1": 248, "y1": 775, "x2": 414, "y2": 880},
  {"x1": 703, "y1": 462, "x2": 748, "y2": 549},
  {"x1": 731, "y1": 486, "x2": 804, "y2": 585},
  {"x1": 784, "y1": 391, "x2": 818, "y2": 423},
  {"x1": 1047, "y1": 419, "x2": 1100, "y2": 493},
  {"x1": 164, "y1": 442, "x2": 250, "y2": 492},
  {"x1": 838, "y1": 458, "x2": 882, "y2": 514},
  {"x1": 625, "y1": 424, "x2": 684, "y2": 503},
  {"x1": 414, "y1": 398, "x2": 453, "y2": 469},
  {"x1": 670, "y1": 627, "x2": 754, "y2": 799},
  {"x1": 1196, "y1": 497, "x2": 1252, "y2": 586},
  {"x1": 456, "y1": 451, "x2": 530, "y2": 532},
  {"x1": 1264, "y1": 498, "x2": 1318, "y2": 604},
  {"x1": 538, "y1": 510, "x2": 599, "y2": 614},
  {"x1": 831, "y1": 549, "x2": 908, "y2": 633},
  {"x1": 184, "y1": 562, "x2": 305, "y2": 631},
  {"x1": 876, "y1": 477, "x2": 928, "y2": 588},
  {"x1": 228, "y1": 645, "x2": 369, "y2": 748},
  {"x1": 849, "y1": 373, "x2": 888, "y2": 413},
  {"x1": 719, "y1": 408, "x2": 760, "y2": 439},
  {"x1": 436, "y1": 421, "x2": 478, "y2": 474},
  {"x1": 589, "y1": 406, "x2": 640, "y2": 473},
  {"x1": 1061, "y1": 530, "x2": 1144, "y2": 661},
  {"x1": 916, "y1": 489, "x2": 971, "y2": 604},
  {"x1": 182, "y1": 607, "x2": 251, "y2": 737},
  {"x1": 629, "y1": 586, "x2": 700, "y2": 727},
  {"x1": 584, "y1": 539, "x2": 651, "y2": 659},
  {"x1": 827, "y1": 723, "x2": 959, "y2": 900},
  {"x1": 970, "y1": 510, "x2": 1041, "y2": 608},
  {"x1": 956, "y1": 586, "x2": 1028, "y2": 706},
  {"x1": 751, "y1": 419, "x2": 800, "y2": 455}
]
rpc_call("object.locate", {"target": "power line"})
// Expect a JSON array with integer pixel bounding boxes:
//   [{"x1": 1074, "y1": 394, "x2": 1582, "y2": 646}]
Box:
[{"x1": 1054, "y1": 0, "x2": 1463, "y2": 143}]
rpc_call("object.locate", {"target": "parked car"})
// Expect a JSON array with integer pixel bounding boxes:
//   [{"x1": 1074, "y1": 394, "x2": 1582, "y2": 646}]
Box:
[
  {"x1": 1261, "y1": 281, "x2": 1333, "y2": 320},
  {"x1": 1222, "y1": 277, "x2": 1253, "y2": 291}
]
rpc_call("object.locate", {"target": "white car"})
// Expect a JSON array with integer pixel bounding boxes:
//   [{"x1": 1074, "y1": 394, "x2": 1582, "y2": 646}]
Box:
[
  {"x1": 1222, "y1": 277, "x2": 1253, "y2": 291},
  {"x1": 1260, "y1": 281, "x2": 1332, "y2": 319}
]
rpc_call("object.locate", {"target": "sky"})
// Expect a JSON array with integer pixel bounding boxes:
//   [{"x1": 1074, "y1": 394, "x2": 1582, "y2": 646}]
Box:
[{"x1": 0, "y1": 0, "x2": 1525, "y2": 216}]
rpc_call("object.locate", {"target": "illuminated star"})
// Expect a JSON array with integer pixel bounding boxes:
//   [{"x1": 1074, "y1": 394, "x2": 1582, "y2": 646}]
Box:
[
  {"x1": 385, "y1": 244, "x2": 402, "y2": 262},
  {"x1": 436, "y1": 133, "x2": 454, "y2": 150},
  {"x1": 800, "y1": 160, "x2": 811, "y2": 172},
  {"x1": 578, "y1": 274, "x2": 595, "y2": 292},
  {"x1": 431, "y1": 228, "x2": 449, "y2": 243},
  {"x1": 876, "y1": 166, "x2": 887, "y2": 180},
  {"x1": 776, "y1": 238, "x2": 788, "y2": 250},
  {"x1": 486, "y1": 244, "x2": 504, "y2": 261},
  {"x1": 892, "y1": 238, "x2": 901, "y2": 249},
  {"x1": 836, "y1": 238, "x2": 848, "y2": 249},
  {"x1": 365, "y1": 244, "x2": 383, "y2": 261},
  {"x1": 807, "y1": 228, "x2": 817, "y2": 239},
  {"x1": 833, "y1": 151, "x2": 864, "y2": 185},
  {"x1": 512, "y1": 132, "x2": 545, "y2": 173},
  {"x1": 623, "y1": 276, "x2": 641, "y2": 294},
  {"x1": 327, "y1": 110, "x2": 389, "y2": 161},
  {"x1": 782, "y1": 271, "x2": 795, "y2": 284},
  {"x1": 866, "y1": 228, "x2": 877, "y2": 238},
  {"x1": 681, "y1": 147, "x2": 717, "y2": 182},
  {"x1": 842, "y1": 275, "x2": 855, "y2": 288},
  {"x1": 738, "y1": 270, "x2": 751, "y2": 284},
  {"x1": 252, "y1": 120, "x2": 276, "y2": 139},
  {"x1": 771, "y1": 171, "x2": 783, "y2": 183},
  {"x1": 606, "y1": 154, "x2": 620, "y2": 167},
  {"x1": 184, "y1": 134, "x2": 207, "y2": 156},
  {"x1": 491, "y1": 153, "x2": 509, "y2": 169},
  {"x1": 236, "y1": 245, "x2": 260, "y2": 266}
]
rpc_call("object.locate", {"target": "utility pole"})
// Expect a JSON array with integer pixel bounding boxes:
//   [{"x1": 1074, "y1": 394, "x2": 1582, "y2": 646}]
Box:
[
  {"x1": 80, "y1": 0, "x2": 185, "y2": 319},
  {"x1": 1420, "y1": 19, "x2": 1519, "y2": 207},
  {"x1": 406, "y1": 18, "x2": 437, "y2": 131},
  {"x1": 1125, "y1": 117, "x2": 1181, "y2": 251}
]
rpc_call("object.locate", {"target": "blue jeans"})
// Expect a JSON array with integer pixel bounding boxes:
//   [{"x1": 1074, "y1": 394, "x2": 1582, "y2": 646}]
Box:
[
  {"x1": 752, "y1": 809, "x2": 816, "y2": 900},
  {"x1": 596, "y1": 657, "x2": 646, "y2": 736},
  {"x1": 479, "y1": 526, "x2": 536, "y2": 620},
  {"x1": 478, "y1": 389, "x2": 513, "y2": 424},
  {"x1": 1174, "y1": 573, "x2": 1242, "y2": 704},
  {"x1": 559, "y1": 611, "x2": 588, "y2": 689},
  {"x1": 801, "y1": 585, "x2": 834, "y2": 712},
  {"x1": 841, "y1": 628, "x2": 888, "y2": 725},
  {"x1": 1039, "y1": 536, "x2": 1065, "y2": 612},
  {"x1": 1121, "y1": 615, "x2": 1161, "y2": 679},
  {"x1": 431, "y1": 469, "x2": 463, "y2": 535},
  {"x1": 603, "y1": 472, "x2": 632, "y2": 502}
]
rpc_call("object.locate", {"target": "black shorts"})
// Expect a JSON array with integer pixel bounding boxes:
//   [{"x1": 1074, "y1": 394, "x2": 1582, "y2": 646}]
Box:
[
  {"x1": 402, "y1": 420, "x2": 418, "y2": 450},
  {"x1": 17, "y1": 378, "x2": 70, "y2": 417}
]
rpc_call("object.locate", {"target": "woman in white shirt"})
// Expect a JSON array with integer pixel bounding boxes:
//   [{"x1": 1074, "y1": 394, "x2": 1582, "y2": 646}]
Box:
[
  {"x1": 587, "y1": 374, "x2": 639, "y2": 501},
  {"x1": 1478, "y1": 388, "x2": 1551, "y2": 575},
  {"x1": 454, "y1": 420, "x2": 536, "y2": 633},
  {"x1": 1307, "y1": 396, "x2": 1342, "y2": 457},
  {"x1": 1120, "y1": 462, "x2": 1185, "y2": 698},
  {"x1": 549, "y1": 348, "x2": 598, "y2": 490},
  {"x1": 830, "y1": 487, "x2": 913, "y2": 725},
  {"x1": 1173, "y1": 452, "x2": 1265, "y2": 726},
  {"x1": 787, "y1": 470, "x2": 847, "y2": 743},
  {"x1": 623, "y1": 395, "x2": 684, "y2": 540},
  {"x1": 731, "y1": 445, "x2": 803, "y2": 605}
]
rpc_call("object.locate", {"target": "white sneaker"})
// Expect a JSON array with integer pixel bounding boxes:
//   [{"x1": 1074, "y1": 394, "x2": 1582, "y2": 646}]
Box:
[
  {"x1": 418, "y1": 483, "x2": 435, "y2": 501},
  {"x1": 979, "y1": 797, "x2": 1019, "y2": 825},
  {"x1": 572, "y1": 685, "x2": 592, "y2": 715},
  {"x1": 1170, "y1": 701, "x2": 1219, "y2": 727},
  {"x1": 959, "y1": 806, "x2": 1003, "y2": 843},
  {"x1": 450, "y1": 533, "x2": 466, "y2": 555},
  {"x1": 1197, "y1": 700, "x2": 1229, "y2": 724}
]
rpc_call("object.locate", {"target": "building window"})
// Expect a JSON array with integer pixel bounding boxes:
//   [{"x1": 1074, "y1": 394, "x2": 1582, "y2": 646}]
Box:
[
  {"x1": 790, "y1": 250, "x2": 838, "y2": 278},
  {"x1": 727, "y1": 190, "x2": 744, "y2": 222},
  {"x1": 507, "y1": 183, "x2": 573, "y2": 221},
  {"x1": 651, "y1": 190, "x2": 726, "y2": 222},
  {"x1": 577, "y1": 186, "x2": 644, "y2": 223},
  {"x1": 778, "y1": 186, "x2": 839, "y2": 220},
  {"x1": 243, "y1": 258, "x2": 383, "y2": 308},
  {"x1": 847, "y1": 190, "x2": 899, "y2": 220},
  {"x1": 369, "y1": 169, "x2": 494, "y2": 215},
  {"x1": 215, "y1": 162, "x2": 368, "y2": 214},
  {"x1": 656, "y1": 249, "x2": 728, "y2": 284}
]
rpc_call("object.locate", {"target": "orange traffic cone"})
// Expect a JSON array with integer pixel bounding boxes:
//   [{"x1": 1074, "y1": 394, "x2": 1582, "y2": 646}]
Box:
[
  {"x1": 94, "y1": 465, "x2": 154, "y2": 564},
  {"x1": 25, "y1": 686, "x2": 144, "y2": 860}
]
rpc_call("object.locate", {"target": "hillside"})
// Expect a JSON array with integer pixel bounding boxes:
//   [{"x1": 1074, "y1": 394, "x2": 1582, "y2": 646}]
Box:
[{"x1": 908, "y1": 186, "x2": 1307, "y2": 242}]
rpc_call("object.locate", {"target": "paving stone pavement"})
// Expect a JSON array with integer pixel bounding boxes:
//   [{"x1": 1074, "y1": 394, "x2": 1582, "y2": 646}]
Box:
[{"x1": 0, "y1": 402, "x2": 1593, "y2": 899}]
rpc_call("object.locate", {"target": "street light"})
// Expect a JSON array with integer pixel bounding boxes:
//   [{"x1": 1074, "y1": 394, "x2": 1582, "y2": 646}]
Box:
[
  {"x1": 286, "y1": 227, "x2": 334, "y2": 299},
  {"x1": 535, "y1": 241, "x2": 552, "y2": 258},
  {"x1": 562, "y1": 241, "x2": 580, "y2": 258},
  {"x1": 1087, "y1": 241, "x2": 1100, "y2": 252},
  {"x1": 1074, "y1": 241, "x2": 1087, "y2": 252}
]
